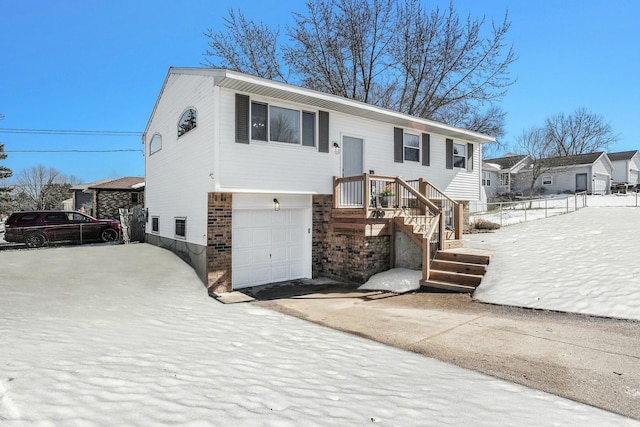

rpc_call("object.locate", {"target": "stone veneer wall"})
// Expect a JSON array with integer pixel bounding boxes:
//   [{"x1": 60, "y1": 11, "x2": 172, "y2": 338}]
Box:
[
  {"x1": 312, "y1": 195, "x2": 390, "y2": 285},
  {"x1": 207, "y1": 192, "x2": 233, "y2": 293},
  {"x1": 94, "y1": 190, "x2": 145, "y2": 219}
]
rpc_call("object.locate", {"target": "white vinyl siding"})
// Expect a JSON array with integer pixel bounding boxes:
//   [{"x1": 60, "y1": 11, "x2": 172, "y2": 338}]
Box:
[{"x1": 144, "y1": 73, "x2": 216, "y2": 245}]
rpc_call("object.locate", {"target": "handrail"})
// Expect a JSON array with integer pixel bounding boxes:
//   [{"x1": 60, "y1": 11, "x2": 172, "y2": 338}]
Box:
[
  {"x1": 422, "y1": 213, "x2": 441, "y2": 281},
  {"x1": 396, "y1": 177, "x2": 440, "y2": 215}
]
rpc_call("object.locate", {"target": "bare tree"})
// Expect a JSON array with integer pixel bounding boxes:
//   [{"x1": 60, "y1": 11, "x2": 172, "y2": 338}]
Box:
[
  {"x1": 515, "y1": 127, "x2": 555, "y2": 197},
  {"x1": 546, "y1": 107, "x2": 618, "y2": 156},
  {"x1": 203, "y1": 9, "x2": 287, "y2": 82},
  {"x1": 14, "y1": 165, "x2": 74, "y2": 210},
  {"x1": 0, "y1": 113, "x2": 13, "y2": 215},
  {"x1": 202, "y1": 0, "x2": 516, "y2": 139}
]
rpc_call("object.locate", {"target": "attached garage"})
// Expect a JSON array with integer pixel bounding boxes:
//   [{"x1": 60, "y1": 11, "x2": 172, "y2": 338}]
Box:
[
  {"x1": 593, "y1": 174, "x2": 609, "y2": 195},
  {"x1": 232, "y1": 194, "x2": 312, "y2": 289},
  {"x1": 630, "y1": 170, "x2": 639, "y2": 185}
]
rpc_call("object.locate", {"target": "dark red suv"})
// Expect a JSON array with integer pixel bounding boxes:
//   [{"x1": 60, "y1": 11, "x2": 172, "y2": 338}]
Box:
[{"x1": 4, "y1": 210, "x2": 122, "y2": 248}]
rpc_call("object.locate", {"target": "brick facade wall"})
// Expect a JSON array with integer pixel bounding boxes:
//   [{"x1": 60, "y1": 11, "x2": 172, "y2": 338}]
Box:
[
  {"x1": 312, "y1": 195, "x2": 390, "y2": 285},
  {"x1": 207, "y1": 192, "x2": 233, "y2": 293},
  {"x1": 94, "y1": 190, "x2": 145, "y2": 220}
]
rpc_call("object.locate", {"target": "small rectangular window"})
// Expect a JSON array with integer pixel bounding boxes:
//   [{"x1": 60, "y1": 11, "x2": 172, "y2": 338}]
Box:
[
  {"x1": 152, "y1": 217, "x2": 159, "y2": 233},
  {"x1": 175, "y1": 217, "x2": 186, "y2": 238},
  {"x1": 131, "y1": 193, "x2": 139, "y2": 204},
  {"x1": 482, "y1": 171, "x2": 491, "y2": 186},
  {"x1": 251, "y1": 102, "x2": 268, "y2": 141},
  {"x1": 500, "y1": 173, "x2": 510, "y2": 186},
  {"x1": 453, "y1": 143, "x2": 466, "y2": 168},
  {"x1": 542, "y1": 176, "x2": 553, "y2": 185},
  {"x1": 302, "y1": 111, "x2": 315, "y2": 147},
  {"x1": 404, "y1": 133, "x2": 420, "y2": 162}
]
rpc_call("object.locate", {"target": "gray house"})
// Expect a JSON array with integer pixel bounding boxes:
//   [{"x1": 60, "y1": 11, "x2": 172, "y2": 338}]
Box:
[
  {"x1": 608, "y1": 150, "x2": 640, "y2": 186},
  {"x1": 483, "y1": 152, "x2": 613, "y2": 198}
]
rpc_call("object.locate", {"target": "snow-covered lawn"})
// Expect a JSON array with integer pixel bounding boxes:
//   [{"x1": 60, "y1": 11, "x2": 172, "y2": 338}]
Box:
[
  {"x1": 466, "y1": 206, "x2": 640, "y2": 321},
  {"x1": 1, "y1": 244, "x2": 636, "y2": 425},
  {"x1": 471, "y1": 193, "x2": 639, "y2": 226}
]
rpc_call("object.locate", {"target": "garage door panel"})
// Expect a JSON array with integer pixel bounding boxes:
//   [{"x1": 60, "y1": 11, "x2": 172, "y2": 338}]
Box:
[{"x1": 232, "y1": 208, "x2": 309, "y2": 289}]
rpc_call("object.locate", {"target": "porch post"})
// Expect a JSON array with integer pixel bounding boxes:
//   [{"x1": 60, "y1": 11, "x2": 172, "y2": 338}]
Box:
[
  {"x1": 363, "y1": 173, "x2": 370, "y2": 216},
  {"x1": 333, "y1": 176, "x2": 340, "y2": 209}
]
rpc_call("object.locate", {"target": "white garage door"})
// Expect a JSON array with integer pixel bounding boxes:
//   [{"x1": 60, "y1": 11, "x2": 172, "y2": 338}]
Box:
[
  {"x1": 593, "y1": 176, "x2": 608, "y2": 195},
  {"x1": 232, "y1": 209, "x2": 308, "y2": 289},
  {"x1": 630, "y1": 170, "x2": 639, "y2": 185}
]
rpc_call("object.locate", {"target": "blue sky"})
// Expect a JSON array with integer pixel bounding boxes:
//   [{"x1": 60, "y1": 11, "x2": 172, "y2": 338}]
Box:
[{"x1": 1, "y1": 0, "x2": 638, "y2": 183}]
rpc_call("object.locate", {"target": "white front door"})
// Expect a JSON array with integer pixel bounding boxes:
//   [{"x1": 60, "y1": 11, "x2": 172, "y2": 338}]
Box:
[
  {"x1": 232, "y1": 209, "x2": 309, "y2": 289},
  {"x1": 341, "y1": 136, "x2": 364, "y2": 206},
  {"x1": 342, "y1": 136, "x2": 363, "y2": 177}
]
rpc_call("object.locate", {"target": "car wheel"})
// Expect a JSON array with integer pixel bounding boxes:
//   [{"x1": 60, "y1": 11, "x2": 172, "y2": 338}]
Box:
[
  {"x1": 25, "y1": 232, "x2": 46, "y2": 248},
  {"x1": 100, "y1": 228, "x2": 119, "y2": 243}
]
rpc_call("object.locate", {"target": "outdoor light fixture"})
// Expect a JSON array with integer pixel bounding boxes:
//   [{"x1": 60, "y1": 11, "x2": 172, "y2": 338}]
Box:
[
  {"x1": 333, "y1": 142, "x2": 340, "y2": 154},
  {"x1": 273, "y1": 198, "x2": 280, "y2": 211}
]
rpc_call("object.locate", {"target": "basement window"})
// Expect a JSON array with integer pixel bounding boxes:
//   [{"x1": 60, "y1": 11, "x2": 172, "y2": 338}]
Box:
[
  {"x1": 152, "y1": 216, "x2": 159, "y2": 233},
  {"x1": 175, "y1": 217, "x2": 186, "y2": 239}
]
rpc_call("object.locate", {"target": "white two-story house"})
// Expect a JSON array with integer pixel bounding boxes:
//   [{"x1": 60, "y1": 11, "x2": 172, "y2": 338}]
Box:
[{"x1": 143, "y1": 68, "x2": 495, "y2": 293}]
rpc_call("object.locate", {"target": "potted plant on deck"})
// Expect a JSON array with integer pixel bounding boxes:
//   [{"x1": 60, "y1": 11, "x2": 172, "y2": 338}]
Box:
[{"x1": 379, "y1": 185, "x2": 395, "y2": 208}]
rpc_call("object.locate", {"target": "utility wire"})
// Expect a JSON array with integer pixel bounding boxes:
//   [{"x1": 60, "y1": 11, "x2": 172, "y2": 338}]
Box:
[
  {"x1": 5, "y1": 149, "x2": 143, "y2": 153},
  {"x1": 0, "y1": 128, "x2": 142, "y2": 136}
]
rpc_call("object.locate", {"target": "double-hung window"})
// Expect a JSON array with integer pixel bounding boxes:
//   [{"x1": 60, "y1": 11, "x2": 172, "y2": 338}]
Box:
[
  {"x1": 404, "y1": 133, "x2": 420, "y2": 162},
  {"x1": 251, "y1": 101, "x2": 315, "y2": 147},
  {"x1": 482, "y1": 171, "x2": 491, "y2": 186},
  {"x1": 500, "y1": 173, "x2": 510, "y2": 186},
  {"x1": 453, "y1": 143, "x2": 466, "y2": 168}
]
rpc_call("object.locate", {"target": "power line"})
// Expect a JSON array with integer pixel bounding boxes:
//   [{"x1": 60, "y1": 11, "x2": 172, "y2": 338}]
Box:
[
  {"x1": 0, "y1": 128, "x2": 143, "y2": 136},
  {"x1": 6, "y1": 149, "x2": 143, "y2": 153}
]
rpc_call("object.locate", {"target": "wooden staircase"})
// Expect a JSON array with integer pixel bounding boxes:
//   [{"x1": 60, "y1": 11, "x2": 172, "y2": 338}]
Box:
[
  {"x1": 420, "y1": 248, "x2": 492, "y2": 293},
  {"x1": 394, "y1": 214, "x2": 491, "y2": 293}
]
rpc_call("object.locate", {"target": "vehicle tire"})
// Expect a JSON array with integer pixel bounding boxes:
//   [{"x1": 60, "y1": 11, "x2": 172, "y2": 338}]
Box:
[
  {"x1": 100, "y1": 228, "x2": 119, "y2": 243},
  {"x1": 25, "y1": 232, "x2": 46, "y2": 248}
]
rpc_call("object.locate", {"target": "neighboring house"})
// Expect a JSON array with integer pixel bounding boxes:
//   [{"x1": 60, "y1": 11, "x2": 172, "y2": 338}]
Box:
[
  {"x1": 143, "y1": 68, "x2": 495, "y2": 293},
  {"x1": 70, "y1": 179, "x2": 112, "y2": 215},
  {"x1": 608, "y1": 150, "x2": 640, "y2": 186},
  {"x1": 482, "y1": 154, "x2": 530, "y2": 201},
  {"x1": 87, "y1": 177, "x2": 145, "y2": 220},
  {"x1": 483, "y1": 152, "x2": 613, "y2": 198}
]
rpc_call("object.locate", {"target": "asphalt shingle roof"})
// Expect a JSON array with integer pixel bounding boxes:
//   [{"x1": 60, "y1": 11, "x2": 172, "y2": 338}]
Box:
[
  {"x1": 484, "y1": 155, "x2": 528, "y2": 169},
  {"x1": 88, "y1": 177, "x2": 144, "y2": 190},
  {"x1": 607, "y1": 151, "x2": 639, "y2": 162}
]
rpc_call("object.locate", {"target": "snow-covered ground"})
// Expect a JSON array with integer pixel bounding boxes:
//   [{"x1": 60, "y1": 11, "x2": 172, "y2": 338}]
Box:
[
  {"x1": 1, "y1": 244, "x2": 636, "y2": 425},
  {"x1": 471, "y1": 193, "x2": 639, "y2": 226},
  {"x1": 467, "y1": 206, "x2": 640, "y2": 321}
]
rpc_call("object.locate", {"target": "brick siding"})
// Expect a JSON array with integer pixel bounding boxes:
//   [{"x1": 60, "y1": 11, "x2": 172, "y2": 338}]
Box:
[
  {"x1": 207, "y1": 192, "x2": 233, "y2": 293},
  {"x1": 94, "y1": 190, "x2": 145, "y2": 219},
  {"x1": 312, "y1": 195, "x2": 390, "y2": 284}
]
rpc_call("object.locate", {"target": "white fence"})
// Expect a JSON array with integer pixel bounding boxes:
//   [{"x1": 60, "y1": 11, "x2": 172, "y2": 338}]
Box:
[{"x1": 470, "y1": 192, "x2": 639, "y2": 227}]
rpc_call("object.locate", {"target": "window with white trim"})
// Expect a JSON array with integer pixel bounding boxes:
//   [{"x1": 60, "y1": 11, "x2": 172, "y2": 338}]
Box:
[
  {"x1": 175, "y1": 217, "x2": 186, "y2": 238},
  {"x1": 152, "y1": 216, "x2": 159, "y2": 233},
  {"x1": 482, "y1": 171, "x2": 491, "y2": 186},
  {"x1": 251, "y1": 101, "x2": 316, "y2": 147},
  {"x1": 453, "y1": 143, "x2": 466, "y2": 168},
  {"x1": 542, "y1": 175, "x2": 553, "y2": 185},
  {"x1": 149, "y1": 134, "x2": 162, "y2": 155},
  {"x1": 404, "y1": 133, "x2": 420, "y2": 162},
  {"x1": 500, "y1": 173, "x2": 510, "y2": 186}
]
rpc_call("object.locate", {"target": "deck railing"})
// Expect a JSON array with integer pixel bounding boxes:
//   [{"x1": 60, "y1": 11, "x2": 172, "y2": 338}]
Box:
[{"x1": 333, "y1": 173, "x2": 463, "y2": 245}]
